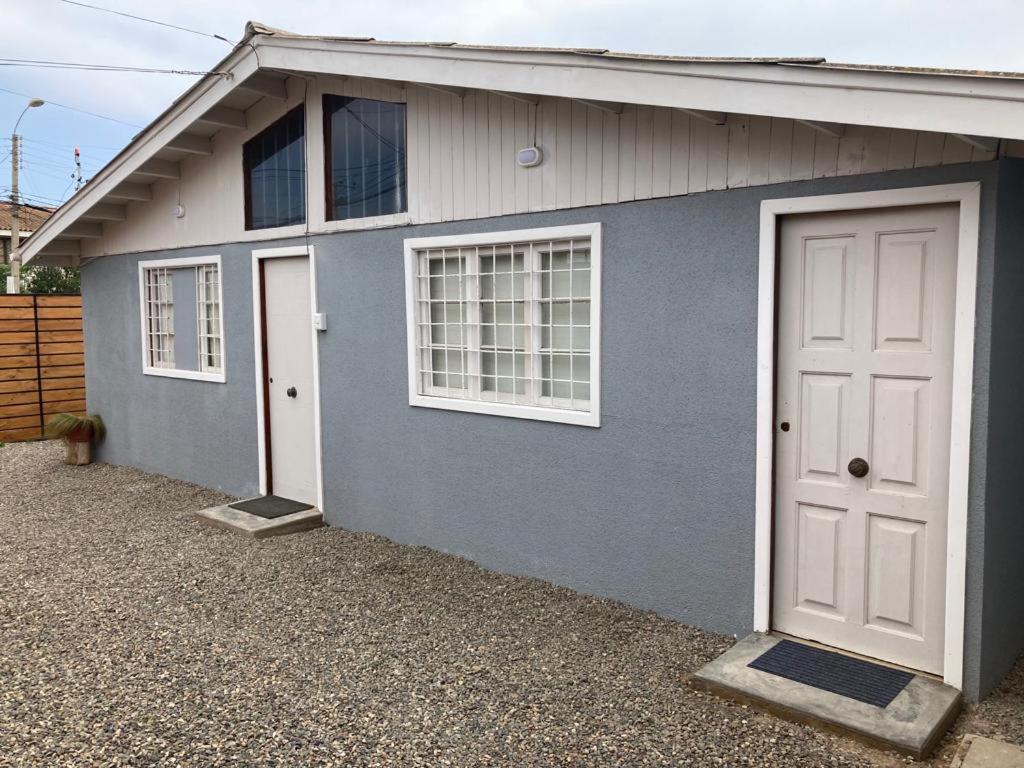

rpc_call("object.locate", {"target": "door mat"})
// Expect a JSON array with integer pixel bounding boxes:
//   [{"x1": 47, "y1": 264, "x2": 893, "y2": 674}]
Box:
[
  {"x1": 747, "y1": 639, "x2": 915, "y2": 708},
  {"x1": 229, "y1": 495, "x2": 314, "y2": 519}
]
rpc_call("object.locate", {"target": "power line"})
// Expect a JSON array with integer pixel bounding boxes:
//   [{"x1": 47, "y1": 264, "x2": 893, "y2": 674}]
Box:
[
  {"x1": 17, "y1": 136, "x2": 126, "y2": 152},
  {"x1": 0, "y1": 57, "x2": 220, "y2": 76},
  {"x1": 59, "y1": 0, "x2": 235, "y2": 45},
  {"x1": 5, "y1": 141, "x2": 114, "y2": 166},
  {"x1": 0, "y1": 85, "x2": 141, "y2": 128}
]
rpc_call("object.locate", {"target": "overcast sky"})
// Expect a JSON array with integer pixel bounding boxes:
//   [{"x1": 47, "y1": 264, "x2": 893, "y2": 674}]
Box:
[{"x1": 4, "y1": 0, "x2": 1024, "y2": 206}]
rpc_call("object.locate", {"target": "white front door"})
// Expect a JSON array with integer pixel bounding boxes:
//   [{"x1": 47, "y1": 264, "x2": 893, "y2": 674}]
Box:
[
  {"x1": 772, "y1": 203, "x2": 959, "y2": 674},
  {"x1": 262, "y1": 256, "x2": 317, "y2": 506}
]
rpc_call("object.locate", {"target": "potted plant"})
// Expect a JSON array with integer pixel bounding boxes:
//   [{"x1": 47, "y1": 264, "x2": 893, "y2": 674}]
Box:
[{"x1": 46, "y1": 413, "x2": 106, "y2": 466}]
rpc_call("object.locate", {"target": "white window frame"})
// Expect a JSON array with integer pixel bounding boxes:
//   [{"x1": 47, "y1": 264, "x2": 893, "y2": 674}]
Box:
[
  {"x1": 196, "y1": 263, "x2": 223, "y2": 374},
  {"x1": 138, "y1": 255, "x2": 226, "y2": 383},
  {"x1": 404, "y1": 223, "x2": 601, "y2": 427}
]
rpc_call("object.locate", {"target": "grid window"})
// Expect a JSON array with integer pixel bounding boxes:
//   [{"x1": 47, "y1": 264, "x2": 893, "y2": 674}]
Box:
[
  {"x1": 243, "y1": 105, "x2": 306, "y2": 230},
  {"x1": 139, "y1": 257, "x2": 226, "y2": 383},
  {"x1": 406, "y1": 225, "x2": 600, "y2": 426},
  {"x1": 143, "y1": 267, "x2": 175, "y2": 369},
  {"x1": 324, "y1": 95, "x2": 407, "y2": 221},
  {"x1": 196, "y1": 264, "x2": 222, "y2": 373}
]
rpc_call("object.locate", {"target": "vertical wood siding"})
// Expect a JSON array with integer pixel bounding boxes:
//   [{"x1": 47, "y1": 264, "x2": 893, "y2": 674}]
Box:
[{"x1": 405, "y1": 88, "x2": 998, "y2": 223}]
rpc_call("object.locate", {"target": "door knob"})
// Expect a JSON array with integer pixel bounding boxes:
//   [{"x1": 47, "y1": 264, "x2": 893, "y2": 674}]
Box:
[
  {"x1": 286, "y1": 386, "x2": 297, "y2": 398},
  {"x1": 848, "y1": 457, "x2": 869, "y2": 478}
]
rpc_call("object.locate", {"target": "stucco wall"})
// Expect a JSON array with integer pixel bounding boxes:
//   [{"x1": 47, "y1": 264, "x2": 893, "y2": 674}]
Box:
[
  {"x1": 978, "y1": 158, "x2": 1024, "y2": 694},
  {"x1": 82, "y1": 160, "x2": 1008, "y2": 699},
  {"x1": 83, "y1": 248, "x2": 259, "y2": 495}
]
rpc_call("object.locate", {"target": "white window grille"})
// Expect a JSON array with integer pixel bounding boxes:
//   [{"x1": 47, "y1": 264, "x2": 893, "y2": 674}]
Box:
[
  {"x1": 405, "y1": 224, "x2": 601, "y2": 427},
  {"x1": 138, "y1": 255, "x2": 226, "y2": 383},
  {"x1": 143, "y1": 266, "x2": 175, "y2": 369},
  {"x1": 196, "y1": 263, "x2": 223, "y2": 373}
]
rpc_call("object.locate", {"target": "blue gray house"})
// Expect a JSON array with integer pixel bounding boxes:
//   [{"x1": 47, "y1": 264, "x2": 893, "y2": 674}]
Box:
[{"x1": 22, "y1": 22, "x2": 1024, "y2": 704}]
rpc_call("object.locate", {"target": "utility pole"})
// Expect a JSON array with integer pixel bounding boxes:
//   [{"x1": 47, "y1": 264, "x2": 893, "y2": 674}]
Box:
[
  {"x1": 8, "y1": 134, "x2": 21, "y2": 294},
  {"x1": 7, "y1": 98, "x2": 44, "y2": 295}
]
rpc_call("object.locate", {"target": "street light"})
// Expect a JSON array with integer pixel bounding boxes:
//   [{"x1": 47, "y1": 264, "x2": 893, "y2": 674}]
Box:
[{"x1": 7, "y1": 98, "x2": 44, "y2": 294}]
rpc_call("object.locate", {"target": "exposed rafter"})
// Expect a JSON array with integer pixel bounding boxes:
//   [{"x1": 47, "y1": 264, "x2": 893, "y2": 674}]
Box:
[
  {"x1": 166, "y1": 133, "x2": 213, "y2": 156},
  {"x1": 57, "y1": 222, "x2": 104, "y2": 239},
  {"x1": 38, "y1": 241, "x2": 81, "y2": 258},
  {"x1": 487, "y1": 90, "x2": 539, "y2": 106},
  {"x1": 80, "y1": 203, "x2": 127, "y2": 222},
  {"x1": 239, "y1": 72, "x2": 288, "y2": 100},
  {"x1": 105, "y1": 183, "x2": 152, "y2": 202},
  {"x1": 418, "y1": 83, "x2": 466, "y2": 98},
  {"x1": 676, "y1": 108, "x2": 727, "y2": 125},
  {"x1": 953, "y1": 134, "x2": 999, "y2": 152},
  {"x1": 199, "y1": 105, "x2": 248, "y2": 130},
  {"x1": 574, "y1": 98, "x2": 622, "y2": 115},
  {"x1": 133, "y1": 159, "x2": 181, "y2": 180},
  {"x1": 796, "y1": 119, "x2": 846, "y2": 138}
]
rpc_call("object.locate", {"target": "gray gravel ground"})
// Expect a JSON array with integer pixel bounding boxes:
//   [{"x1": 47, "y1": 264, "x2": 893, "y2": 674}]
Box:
[{"x1": 1, "y1": 440, "x2": 1020, "y2": 767}]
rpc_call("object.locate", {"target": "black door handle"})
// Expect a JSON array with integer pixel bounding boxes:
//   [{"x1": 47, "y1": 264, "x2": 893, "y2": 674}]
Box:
[
  {"x1": 848, "y1": 457, "x2": 869, "y2": 478},
  {"x1": 286, "y1": 387, "x2": 297, "y2": 398}
]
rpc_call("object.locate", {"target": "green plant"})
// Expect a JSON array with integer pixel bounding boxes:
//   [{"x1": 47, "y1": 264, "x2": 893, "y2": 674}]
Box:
[
  {"x1": 23, "y1": 266, "x2": 80, "y2": 294},
  {"x1": 46, "y1": 413, "x2": 106, "y2": 443}
]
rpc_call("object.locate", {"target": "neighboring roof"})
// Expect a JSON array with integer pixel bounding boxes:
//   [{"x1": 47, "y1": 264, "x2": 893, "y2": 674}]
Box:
[
  {"x1": 22, "y1": 20, "x2": 1024, "y2": 265},
  {"x1": 0, "y1": 202, "x2": 52, "y2": 234}
]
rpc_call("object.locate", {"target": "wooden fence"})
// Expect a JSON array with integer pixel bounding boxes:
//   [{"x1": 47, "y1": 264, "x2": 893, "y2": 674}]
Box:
[{"x1": 0, "y1": 294, "x2": 85, "y2": 442}]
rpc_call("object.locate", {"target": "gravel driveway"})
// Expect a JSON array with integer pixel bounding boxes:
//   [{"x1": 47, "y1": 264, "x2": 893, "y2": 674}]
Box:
[{"x1": 1, "y1": 440, "x2": 1020, "y2": 767}]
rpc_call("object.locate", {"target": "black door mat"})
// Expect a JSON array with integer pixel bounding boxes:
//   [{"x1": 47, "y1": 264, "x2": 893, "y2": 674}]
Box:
[
  {"x1": 229, "y1": 495, "x2": 314, "y2": 519},
  {"x1": 747, "y1": 639, "x2": 915, "y2": 708}
]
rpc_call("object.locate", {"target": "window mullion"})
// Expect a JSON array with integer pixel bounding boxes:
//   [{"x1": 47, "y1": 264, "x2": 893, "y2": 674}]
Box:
[
  {"x1": 465, "y1": 247, "x2": 481, "y2": 400},
  {"x1": 529, "y1": 243, "x2": 542, "y2": 407}
]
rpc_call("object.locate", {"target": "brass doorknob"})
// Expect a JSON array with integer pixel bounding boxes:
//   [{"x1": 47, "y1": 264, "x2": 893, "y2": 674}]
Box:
[{"x1": 848, "y1": 457, "x2": 869, "y2": 478}]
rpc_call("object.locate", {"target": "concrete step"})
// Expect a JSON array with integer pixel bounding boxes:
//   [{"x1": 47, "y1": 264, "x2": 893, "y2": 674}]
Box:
[
  {"x1": 193, "y1": 501, "x2": 325, "y2": 539},
  {"x1": 952, "y1": 735, "x2": 1024, "y2": 768},
  {"x1": 692, "y1": 633, "x2": 961, "y2": 759}
]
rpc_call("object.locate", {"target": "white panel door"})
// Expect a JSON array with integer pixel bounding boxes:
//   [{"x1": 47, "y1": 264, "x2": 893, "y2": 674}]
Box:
[
  {"x1": 263, "y1": 256, "x2": 318, "y2": 506},
  {"x1": 773, "y1": 203, "x2": 959, "y2": 674}
]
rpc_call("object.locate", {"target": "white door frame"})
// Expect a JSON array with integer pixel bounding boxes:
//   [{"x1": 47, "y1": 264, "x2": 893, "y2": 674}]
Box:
[
  {"x1": 753, "y1": 182, "x2": 981, "y2": 690},
  {"x1": 251, "y1": 244, "x2": 325, "y2": 512}
]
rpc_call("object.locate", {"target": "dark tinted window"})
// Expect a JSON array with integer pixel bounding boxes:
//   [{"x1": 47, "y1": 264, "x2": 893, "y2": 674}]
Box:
[
  {"x1": 324, "y1": 96, "x2": 407, "y2": 221},
  {"x1": 243, "y1": 105, "x2": 306, "y2": 230}
]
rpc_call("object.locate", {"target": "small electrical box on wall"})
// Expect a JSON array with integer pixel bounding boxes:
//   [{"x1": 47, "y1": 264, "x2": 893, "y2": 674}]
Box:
[{"x1": 313, "y1": 313, "x2": 328, "y2": 331}]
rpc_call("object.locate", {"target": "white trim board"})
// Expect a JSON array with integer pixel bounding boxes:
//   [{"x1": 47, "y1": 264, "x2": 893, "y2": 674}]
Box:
[
  {"x1": 137, "y1": 254, "x2": 226, "y2": 384},
  {"x1": 753, "y1": 181, "x2": 981, "y2": 690},
  {"x1": 250, "y1": 244, "x2": 326, "y2": 512}
]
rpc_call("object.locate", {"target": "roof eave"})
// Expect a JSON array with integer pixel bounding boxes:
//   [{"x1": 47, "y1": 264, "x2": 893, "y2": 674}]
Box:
[{"x1": 22, "y1": 30, "x2": 1024, "y2": 263}]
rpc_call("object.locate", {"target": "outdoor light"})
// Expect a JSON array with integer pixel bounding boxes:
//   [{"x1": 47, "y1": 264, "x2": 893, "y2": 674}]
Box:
[
  {"x1": 516, "y1": 146, "x2": 543, "y2": 167},
  {"x1": 12, "y1": 98, "x2": 44, "y2": 135}
]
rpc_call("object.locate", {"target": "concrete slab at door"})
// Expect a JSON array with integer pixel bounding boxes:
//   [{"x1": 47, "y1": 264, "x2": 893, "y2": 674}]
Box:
[
  {"x1": 692, "y1": 633, "x2": 961, "y2": 759},
  {"x1": 263, "y1": 256, "x2": 317, "y2": 506},
  {"x1": 773, "y1": 204, "x2": 959, "y2": 674}
]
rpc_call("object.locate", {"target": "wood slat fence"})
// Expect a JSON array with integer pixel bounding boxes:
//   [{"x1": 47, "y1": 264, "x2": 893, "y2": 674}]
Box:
[{"x1": 0, "y1": 294, "x2": 85, "y2": 443}]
